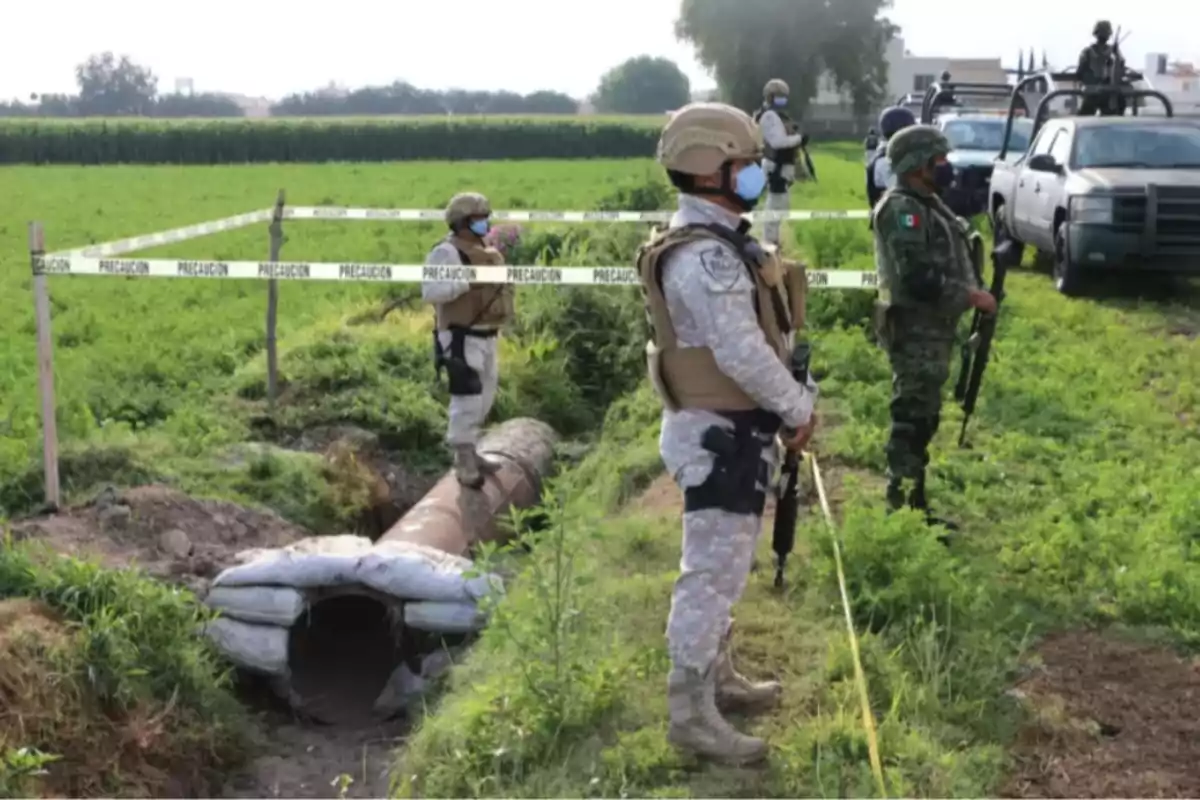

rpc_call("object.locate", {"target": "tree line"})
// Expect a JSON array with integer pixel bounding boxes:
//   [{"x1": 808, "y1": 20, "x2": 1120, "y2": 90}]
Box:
[{"x1": 3, "y1": 1, "x2": 896, "y2": 119}]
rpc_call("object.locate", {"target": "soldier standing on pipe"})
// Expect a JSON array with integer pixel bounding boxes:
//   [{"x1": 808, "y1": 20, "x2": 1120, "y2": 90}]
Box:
[
  {"x1": 752, "y1": 79, "x2": 810, "y2": 246},
  {"x1": 637, "y1": 102, "x2": 818, "y2": 765},
  {"x1": 422, "y1": 192, "x2": 514, "y2": 488},
  {"x1": 871, "y1": 126, "x2": 995, "y2": 532}
]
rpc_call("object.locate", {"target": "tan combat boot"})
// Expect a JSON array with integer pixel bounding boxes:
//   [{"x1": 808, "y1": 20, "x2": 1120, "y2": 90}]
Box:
[
  {"x1": 476, "y1": 450, "x2": 501, "y2": 476},
  {"x1": 667, "y1": 664, "x2": 768, "y2": 765},
  {"x1": 716, "y1": 622, "x2": 782, "y2": 713},
  {"x1": 452, "y1": 444, "x2": 483, "y2": 489}
]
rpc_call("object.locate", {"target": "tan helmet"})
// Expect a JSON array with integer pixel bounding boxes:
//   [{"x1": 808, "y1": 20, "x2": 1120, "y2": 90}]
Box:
[
  {"x1": 764, "y1": 79, "x2": 790, "y2": 101},
  {"x1": 656, "y1": 102, "x2": 763, "y2": 176},
  {"x1": 444, "y1": 192, "x2": 491, "y2": 228}
]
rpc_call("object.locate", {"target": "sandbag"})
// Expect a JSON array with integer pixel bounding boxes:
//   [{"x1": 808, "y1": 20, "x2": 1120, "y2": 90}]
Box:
[
  {"x1": 205, "y1": 617, "x2": 289, "y2": 676},
  {"x1": 213, "y1": 535, "x2": 505, "y2": 604},
  {"x1": 404, "y1": 600, "x2": 486, "y2": 634},
  {"x1": 205, "y1": 586, "x2": 306, "y2": 626}
]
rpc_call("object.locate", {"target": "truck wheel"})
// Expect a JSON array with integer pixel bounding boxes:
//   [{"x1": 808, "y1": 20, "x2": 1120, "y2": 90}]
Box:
[
  {"x1": 991, "y1": 202, "x2": 1025, "y2": 264},
  {"x1": 1053, "y1": 225, "x2": 1086, "y2": 296}
]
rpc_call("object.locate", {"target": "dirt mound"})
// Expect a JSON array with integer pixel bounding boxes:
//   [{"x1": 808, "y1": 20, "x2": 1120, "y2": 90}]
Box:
[
  {"x1": 1004, "y1": 630, "x2": 1200, "y2": 798},
  {"x1": 10, "y1": 485, "x2": 308, "y2": 595}
]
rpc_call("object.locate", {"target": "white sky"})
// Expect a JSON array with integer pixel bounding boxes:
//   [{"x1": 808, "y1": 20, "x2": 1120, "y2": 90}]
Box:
[{"x1": 1, "y1": 0, "x2": 1194, "y2": 102}]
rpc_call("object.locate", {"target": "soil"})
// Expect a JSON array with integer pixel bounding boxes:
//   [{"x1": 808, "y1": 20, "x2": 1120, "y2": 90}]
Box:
[
  {"x1": 9, "y1": 484, "x2": 307, "y2": 596},
  {"x1": 1003, "y1": 629, "x2": 1200, "y2": 798}
]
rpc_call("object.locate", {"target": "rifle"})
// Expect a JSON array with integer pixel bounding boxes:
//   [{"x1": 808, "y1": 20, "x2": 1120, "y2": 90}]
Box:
[
  {"x1": 800, "y1": 133, "x2": 817, "y2": 182},
  {"x1": 953, "y1": 240, "x2": 1021, "y2": 446},
  {"x1": 1104, "y1": 26, "x2": 1131, "y2": 114},
  {"x1": 772, "y1": 340, "x2": 811, "y2": 588}
]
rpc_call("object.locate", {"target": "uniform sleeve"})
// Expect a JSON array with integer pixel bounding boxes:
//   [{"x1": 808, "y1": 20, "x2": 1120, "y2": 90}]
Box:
[
  {"x1": 670, "y1": 241, "x2": 814, "y2": 429},
  {"x1": 421, "y1": 242, "x2": 469, "y2": 304},
  {"x1": 759, "y1": 111, "x2": 804, "y2": 151},
  {"x1": 873, "y1": 158, "x2": 894, "y2": 189}
]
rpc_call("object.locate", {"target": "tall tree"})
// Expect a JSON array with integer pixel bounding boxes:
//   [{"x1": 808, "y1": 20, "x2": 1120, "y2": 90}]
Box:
[
  {"x1": 75, "y1": 52, "x2": 157, "y2": 116},
  {"x1": 592, "y1": 56, "x2": 691, "y2": 114},
  {"x1": 675, "y1": 0, "x2": 897, "y2": 116}
]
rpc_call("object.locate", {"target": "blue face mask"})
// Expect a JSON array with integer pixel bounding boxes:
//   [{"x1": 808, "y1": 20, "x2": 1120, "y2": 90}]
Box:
[
  {"x1": 773, "y1": 96, "x2": 788, "y2": 108},
  {"x1": 468, "y1": 219, "x2": 490, "y2": 236},
  {"x1": 734, "y1": 163, "x2": 767, "y2": 204}
]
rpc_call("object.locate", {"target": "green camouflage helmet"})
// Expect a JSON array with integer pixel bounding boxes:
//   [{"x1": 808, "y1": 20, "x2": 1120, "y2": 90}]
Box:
[
  {"x1": 1094, "y1": 19, "x2": 1112, "y2": 38},
  {"x1": 887, "y1": 125, "x2": 951, "y2": 176}
]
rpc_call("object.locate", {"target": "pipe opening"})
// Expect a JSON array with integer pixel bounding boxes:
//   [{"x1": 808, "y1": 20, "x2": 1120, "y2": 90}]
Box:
[{"x1": 287, "y1": 593, "x2": 403, "y2": 725}]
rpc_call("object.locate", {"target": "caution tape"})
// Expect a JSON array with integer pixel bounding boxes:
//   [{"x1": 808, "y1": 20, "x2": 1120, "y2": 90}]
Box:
[
  {"x1": 30, "y1": 255, "x2": 880, "y2": 289},
  {"x1": 809, "y1": 453, "x2": 887, "y2": 797},
  {"x1": 284, "y1": 206, "x2": 870, "y2": 223},
  {"x1": 48, "y1": 209, "x2": 273, "y2": 258}
]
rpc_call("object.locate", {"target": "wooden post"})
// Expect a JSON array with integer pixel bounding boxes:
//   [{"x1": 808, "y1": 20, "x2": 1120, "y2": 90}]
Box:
[
  {"x1": 28, "y1": 223, "x2": 61, "y2": 510},
  {"x1": 266, "y1": 190, "x2": 286, "y2": 413}
]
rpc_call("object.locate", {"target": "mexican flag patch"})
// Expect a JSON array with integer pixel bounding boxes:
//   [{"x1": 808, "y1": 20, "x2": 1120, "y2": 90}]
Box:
[{"x1": 900, "y1": 213, "x2": 920, "y2": 229}]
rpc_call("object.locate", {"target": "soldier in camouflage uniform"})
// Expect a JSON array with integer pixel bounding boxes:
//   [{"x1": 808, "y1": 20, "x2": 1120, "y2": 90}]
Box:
[
  {"x1": 871, "y1": 126, "x2": 996, "y2": 531},
  {"x1": 752, "y1": 79, "x2": 811, "y2": 246},
  {"x1": 637, "y1": 102, "x2": 818, "y2": 764},
  {"x1": 422, "y1": 192, "x2": 513, "y2": 488},
  {"x1": 1077, "y1": 20, "x2": 1125, "y2": 116}
]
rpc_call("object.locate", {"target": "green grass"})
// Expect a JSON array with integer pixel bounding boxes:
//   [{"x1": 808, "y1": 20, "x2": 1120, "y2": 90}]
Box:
[
  {"x1": 391, "y1": 181, "x2": 1200, "y2": 794},
  {"x1": 10, "y1": 143, "x2": 1187, "y2": 797}
]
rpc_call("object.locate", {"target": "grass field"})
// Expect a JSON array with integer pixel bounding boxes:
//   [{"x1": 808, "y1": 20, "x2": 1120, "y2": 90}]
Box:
[{"x1": 3, "y1": 138, "x2": 1200, "y2": 797}]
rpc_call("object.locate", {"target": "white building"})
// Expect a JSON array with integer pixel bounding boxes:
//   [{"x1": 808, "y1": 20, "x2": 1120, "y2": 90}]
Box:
[
  {"x1": 1142, "y1": 54, "x2": 1200, "y2": 115},
  {"x1": 813, "y1": 35, "x2": 1008, "y2": 109}
]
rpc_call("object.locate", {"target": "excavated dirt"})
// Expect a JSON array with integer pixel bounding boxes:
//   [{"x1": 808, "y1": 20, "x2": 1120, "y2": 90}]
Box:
[
  {"x1": 9, "y1": 485, "x2": 306, "y2": 595},
  {"x1": 1004, "y1": 630, "x2": 1200, "y2": 798}
]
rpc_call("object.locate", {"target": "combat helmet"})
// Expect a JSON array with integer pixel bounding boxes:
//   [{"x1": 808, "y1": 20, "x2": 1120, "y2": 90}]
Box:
[
  {"x1": 656, "y1": 102, "x2": 762, "y2": 176},
  {"x1": 1094, "y1": 19, "x2": 1113, "y2": 39},
  {"x1": 886, "y1": 125, "x2": 951, "y2": 176},
  {"x1": 763, "y1": 78, "x2": 789, "y2": 101},
  {"x1": 444, "y1": 192, "x2": 491, "y2": 230},
  {"x1": 878, "y1": 106, "x2": 917, "y2": 139}
]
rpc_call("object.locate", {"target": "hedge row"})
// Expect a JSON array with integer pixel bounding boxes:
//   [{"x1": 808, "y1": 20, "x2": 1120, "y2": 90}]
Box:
[{"x1": 0, "y1": 117, "x2": 666, "y2": 165}]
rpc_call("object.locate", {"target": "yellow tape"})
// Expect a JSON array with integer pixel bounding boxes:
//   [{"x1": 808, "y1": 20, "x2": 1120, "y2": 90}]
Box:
[{"x1": 808, "y1": 452, "x2": 887, "y2": 797}]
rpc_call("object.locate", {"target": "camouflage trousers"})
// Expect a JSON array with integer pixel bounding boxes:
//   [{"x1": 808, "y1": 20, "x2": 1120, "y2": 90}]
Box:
[
  {"x1": 666, "y1": 508, "x2": 763, "y2": 671},
  {"x1": 878, "y1": 309, "x2": 955, "y2": 483}
]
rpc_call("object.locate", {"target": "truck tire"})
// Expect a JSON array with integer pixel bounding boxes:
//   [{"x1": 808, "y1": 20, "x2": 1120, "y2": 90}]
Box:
[
  {"x1": 1053, "y1": 225, "x2": 1086, "y2": 296},
  {"x1": 990, "y1": 201, "x2": 1026, "y2": 264}
]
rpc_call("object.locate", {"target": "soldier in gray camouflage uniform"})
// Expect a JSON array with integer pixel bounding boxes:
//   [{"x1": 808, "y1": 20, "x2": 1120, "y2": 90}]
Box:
[
  {"x1": 871, "y1": 126, "x2": 996, "y2": 532},
  {"x1": 637, "y1": 102, "x2": 819, "y2": 764}
]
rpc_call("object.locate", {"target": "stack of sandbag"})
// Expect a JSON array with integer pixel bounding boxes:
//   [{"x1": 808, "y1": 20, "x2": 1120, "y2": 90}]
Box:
[{"x1": 202, "y1": 534, "x2": 504, "y2": 679}]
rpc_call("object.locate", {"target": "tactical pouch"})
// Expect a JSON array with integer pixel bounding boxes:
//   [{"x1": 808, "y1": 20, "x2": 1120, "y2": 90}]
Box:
[
  {"x1": 767, "y1": 166, "x2": 791, "y2": 195},
  {"x1": 438, "y1": 328, "x2": 483, "y2": 396},
  {"x1": 684, "y1": 414, "x2": 778, "y2": 517},
  {"x1": 782, "y1": 261, "x2": 808, "y2": 330},
  {"x1": 644, "y1": 341, "x2": 679, "y2": 412}
]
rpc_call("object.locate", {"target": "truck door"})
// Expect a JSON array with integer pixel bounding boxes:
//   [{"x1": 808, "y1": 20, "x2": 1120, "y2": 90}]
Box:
[
  {"x1": 1035, "y1": 125, "x2": 1075, "y2": 250},
  {"x1": 1012, "y1": 123, "x2": 1061, "y2": 243}
]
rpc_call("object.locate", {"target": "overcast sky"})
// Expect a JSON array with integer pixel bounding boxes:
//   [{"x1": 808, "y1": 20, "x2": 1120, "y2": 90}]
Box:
[{"x1": 2, "y1": 0, "x2": 1194, "y2": 101}]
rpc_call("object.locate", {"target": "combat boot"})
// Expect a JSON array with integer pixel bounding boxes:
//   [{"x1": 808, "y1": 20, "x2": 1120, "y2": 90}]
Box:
[
  {"x1": 909, "y1": 474, "x2": 958, "y2": 538},
  {"x1": 667, "y1": 664, "x2": 769, "y2": 766},
  {"x1": 452, "y1": 444, "x2": 484, "y2": 489},
  {"x1": 885, "y1": 479, "x2": 906, "y2": 512},
  {"x1": 715, "y1": 622, "x2": 781, "y2": 713}
]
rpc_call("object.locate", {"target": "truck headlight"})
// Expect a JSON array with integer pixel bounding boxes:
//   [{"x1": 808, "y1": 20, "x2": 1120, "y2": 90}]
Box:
[{"x1": 1069, "y1": 196, "x2": 1114, "y2": 224}]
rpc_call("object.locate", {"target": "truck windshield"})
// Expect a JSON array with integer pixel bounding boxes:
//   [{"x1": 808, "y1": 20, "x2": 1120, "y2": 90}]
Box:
[
  {"x1": 942, "y1": 119, "x2": 1033, "y2": 152},
  {"x1": 1074, "y1": 125, "x2": 1200, "y2": 168}
]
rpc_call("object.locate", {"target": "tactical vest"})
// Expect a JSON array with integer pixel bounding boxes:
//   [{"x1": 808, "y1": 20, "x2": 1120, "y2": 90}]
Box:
[
  {"x1": 435, "y1": 234, "x2": 514, "y2": 330},
  {"x1": 636, "y1": 224, "x2": 807, "y2": 412},
  {"x1": 1079, "y1": 43, "x2": 1114, "y2": 84},
  {"x1": 871, "y1": 188, "x2": 981, "y2": 310},
  {"x1": 753, "y1": 106, "x2": 799, "y2": 165}
]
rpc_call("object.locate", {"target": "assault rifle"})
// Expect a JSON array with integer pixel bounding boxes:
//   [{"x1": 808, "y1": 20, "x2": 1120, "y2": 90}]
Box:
[
  {"x1": 772, "y1": 341, "x2": 811, "y2": 588},
  {"x1": 953, "y1": 240, "x2": 1021, "y2": 446},
  {"x1": 1105, "y1": 26, "x2": 1131, "y2": 114}
]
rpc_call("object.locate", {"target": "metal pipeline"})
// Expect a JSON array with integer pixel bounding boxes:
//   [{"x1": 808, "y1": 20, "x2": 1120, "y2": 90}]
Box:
[{"x1": 379, "y1": 417, "x2": 559, "y2": 555}]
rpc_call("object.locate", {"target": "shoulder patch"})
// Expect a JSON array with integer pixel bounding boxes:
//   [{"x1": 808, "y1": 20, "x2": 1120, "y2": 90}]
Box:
[
  {"x1": 899, "y1": 212, "x2": 921, "y2": 230},
  {"x1": 698, "y1": 245, "x2": 752, "y2": 293}
]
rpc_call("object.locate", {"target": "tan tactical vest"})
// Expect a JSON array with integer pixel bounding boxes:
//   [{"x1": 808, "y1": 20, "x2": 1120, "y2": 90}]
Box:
[
  {"x1": 637, "y1": 226, "x2": 808, "y2": 412},
  {"x1": 436, "y1": 234, "x2": 514, "y2": 330}
]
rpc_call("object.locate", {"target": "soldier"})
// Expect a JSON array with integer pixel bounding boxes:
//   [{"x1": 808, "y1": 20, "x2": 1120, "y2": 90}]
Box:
[
  {"x1": 863, "y1": 127, "x2": 880, "y2": 162},
  {"x1": 866, "y1": 106, "x2": 917, "y2": 210},
  {"x1": 1077, "y1": 20, "x2": 1125, "y2": 116},
  {"x1": 422, "y1": 192, "x2": 514, "y2": 488},
  {"x1": 637, "y1": 102, "x2": 818, "y2": 764},
  {"x1": 752, "y1": 78, "x2": 810, "y2": 246},
  {"x1": 871, "y1": 126, "x2": 996, "y2": 532}
]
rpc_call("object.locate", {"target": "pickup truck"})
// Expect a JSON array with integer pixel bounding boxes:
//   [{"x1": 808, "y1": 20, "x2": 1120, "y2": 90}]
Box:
[
  {"x1": 989, "y1": 82, "x2": 1200, "y2": 295},
  {"x1": 937, "y1": 113, "x2": 1034, "y2": 218}
]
